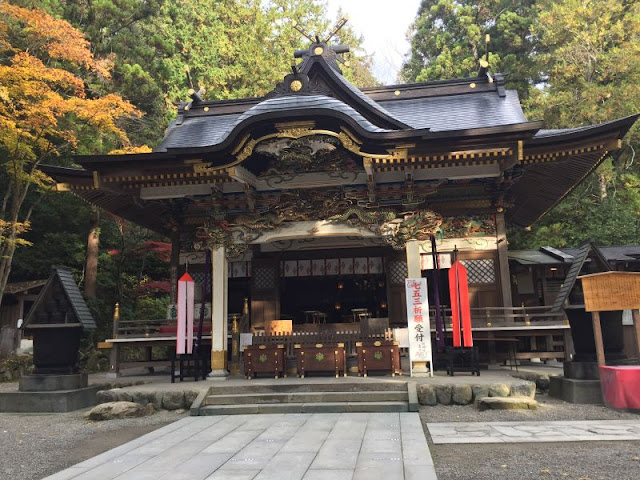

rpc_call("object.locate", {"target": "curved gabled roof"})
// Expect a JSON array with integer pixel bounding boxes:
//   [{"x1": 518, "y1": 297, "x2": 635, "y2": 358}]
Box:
[{"x1": 155, "y1": 95, "x2": 393, "y2": 152}]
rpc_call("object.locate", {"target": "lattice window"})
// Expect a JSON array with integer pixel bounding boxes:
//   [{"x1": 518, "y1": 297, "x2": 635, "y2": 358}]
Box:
[
  {"x1": 190, "y1": 272, "x2": 206, "y2": 286},
  {"x1": 253, "y1": 266, "x2": 276, "y2": 289},
  {"x1": 388, "y1": 260, "x2": 408, "y2": 285},
  {"x1": 460, "y1": 259, "x2": 495, "y2": 284}
]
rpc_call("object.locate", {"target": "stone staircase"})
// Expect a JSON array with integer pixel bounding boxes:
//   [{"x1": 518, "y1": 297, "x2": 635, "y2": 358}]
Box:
[{"x1": 193, "y1": 381, "x2": 417, "y2": 415}]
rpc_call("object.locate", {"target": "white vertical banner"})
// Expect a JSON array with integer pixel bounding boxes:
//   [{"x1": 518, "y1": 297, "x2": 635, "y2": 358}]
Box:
[
  {"x1": 405, "y1": 278, "x2": 433, "y2": 377},
  {"x1": 177, "y1": 272, "x2": 195, "y2": 355}
]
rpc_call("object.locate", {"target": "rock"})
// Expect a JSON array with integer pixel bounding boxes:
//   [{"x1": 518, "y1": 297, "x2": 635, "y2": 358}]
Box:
[
  {"x1": 452, "y1": 385, "x2": 473, "y2": 405},
  {"x1": 536, "y1": 374, "x2": 551, "y2": 391},
  {"x1": 162, "y1": 391, "x2": 185, "y2": 410},
  {"x1": 86, "y1": 401, "x2": 155, "y2": 421},
  {"x1": 174, "y1": 408, "x2": 187, "y2": 414},
  {"x1": 476, "y1": 396, "x2": 538, "y2": 411},
  {"x1": 131, "y1": 391, "x2": 151, "y2": 405},
  {"x1": 510, "y1": 381, "x2": 536, "y2": 398},
  {"x1": 184, "y1": 391, "x2": 199, "y2": 408},
  {"x1": 472, "y1": 385, "x2": 489, "y2": 402},
  {"x1": 96, "y1": 389, "x2": 117, "y2": 404},
  {"x1": 109, "y1": 388, "x2": 132, "y2": 402},
  {"x1": 489, "y1": 384, "x2": 510, "y2": 397},
  {"x1": 435, "y1": 385, "x2": 452, "y2": 405},
  {"x1": 417, "y1": 384, "x2": 437, "y2": 406},
  {"x1": 147, "y1": 391, "x2": 163, "y2": 410},
  {"x1": 513, "y1": 372, "x2": 551, "y2": 391}
]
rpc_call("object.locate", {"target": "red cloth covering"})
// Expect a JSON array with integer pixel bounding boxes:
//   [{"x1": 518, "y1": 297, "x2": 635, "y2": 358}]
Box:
[
  {"x1": 158, "y1": 323, "x2": 211, "y2": 335},
  {"x1": 599, "y1": 366, "x2": 640, "y2": 409}
]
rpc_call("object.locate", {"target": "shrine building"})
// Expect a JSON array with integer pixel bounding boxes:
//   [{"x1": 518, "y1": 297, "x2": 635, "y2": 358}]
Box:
[{"x1": 44, "y1": 38, "x2": 638, "y2": 375}]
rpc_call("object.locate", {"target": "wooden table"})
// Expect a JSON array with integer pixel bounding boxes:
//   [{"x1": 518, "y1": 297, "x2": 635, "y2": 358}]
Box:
[{"x1": 295, "y1": 343, "x2": 347, "y2": 378}]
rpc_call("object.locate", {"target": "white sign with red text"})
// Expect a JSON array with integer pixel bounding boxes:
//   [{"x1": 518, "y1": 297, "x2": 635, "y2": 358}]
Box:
[{"x1": 405, "y1": 278, "x2": 433, "y2": 377}]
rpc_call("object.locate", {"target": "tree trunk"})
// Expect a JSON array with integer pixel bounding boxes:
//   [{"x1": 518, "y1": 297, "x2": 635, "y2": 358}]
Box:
[
  {"x1": 598, "y1": 172, "x2": 608, "y2": 200},
  {"x1": 84, "y1": 207, "x2": 100, "y2": 298}
]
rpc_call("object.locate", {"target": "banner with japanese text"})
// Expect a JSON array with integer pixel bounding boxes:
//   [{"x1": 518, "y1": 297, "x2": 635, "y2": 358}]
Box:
[{"x1": 405, "y1": 278, "x2": 433, "y2": 376}]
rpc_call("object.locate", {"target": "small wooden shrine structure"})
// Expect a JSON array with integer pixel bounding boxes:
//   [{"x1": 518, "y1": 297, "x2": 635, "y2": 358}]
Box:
[
  {"x1": 43, "y1": 32, "x2": 638, "y2": 376},
  {"x1": 21, "y1": 266, "x2": 96, "y2": 375}
]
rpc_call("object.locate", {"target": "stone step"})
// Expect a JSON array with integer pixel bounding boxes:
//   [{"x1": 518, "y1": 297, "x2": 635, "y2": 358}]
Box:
[
  {"x1": 198, "y1": 401, "x2": 409, "y2": 415},
  {"x1": 204, "y1": 391, "x2": 409, "y2": 405},
  {"x1": 476, "y1": 396, "x2": 538, "y2": 411},
  {"x1": 205, "y1": 381, "x2": 408, "y2": 395}
]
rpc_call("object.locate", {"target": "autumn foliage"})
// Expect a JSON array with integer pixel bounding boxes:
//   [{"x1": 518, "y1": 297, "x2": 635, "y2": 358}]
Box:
[{"x1": 0, "y1": 4, "x2": 144, "y2": 301}]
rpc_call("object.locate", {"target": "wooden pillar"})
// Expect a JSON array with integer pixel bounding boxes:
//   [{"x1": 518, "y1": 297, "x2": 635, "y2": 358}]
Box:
[
  {"x1": 169, "y1": 231, "x2": 180, "y2": 304},
  {"x1": 632, "y1": 309, "x2": 640, "y2": 357},
  {"x1": 592, "y1": 311, "x2": 606, "y2": 367},
  {"x1": 495, "y1": 213, "x2": 513, "y2": 308},
  {"x1": 209, "y1": 246, "x2": 229, "y2": 379},
  {"x1": 406, "y1": 240, "x2": 421, "y2": 279}
]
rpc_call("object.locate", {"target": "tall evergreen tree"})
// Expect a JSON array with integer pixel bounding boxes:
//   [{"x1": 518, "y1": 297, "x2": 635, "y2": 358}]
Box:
[{"x1": 401, "y1": 0, "x2": 539, "y2": 97}]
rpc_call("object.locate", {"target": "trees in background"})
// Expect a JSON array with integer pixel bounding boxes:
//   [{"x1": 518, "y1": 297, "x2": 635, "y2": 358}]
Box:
[
  {"x1": 0, "y1": 4, "x2": 141, "y2": 305},
  {"x1": 403, "y1": 0, "x2": 640, "y2": 248},
  {"x1": 3, "y1": 1, "x2": 377, "y2": 328}
]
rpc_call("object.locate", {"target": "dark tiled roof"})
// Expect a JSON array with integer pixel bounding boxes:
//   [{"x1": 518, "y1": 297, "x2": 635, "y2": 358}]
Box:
[
  {"x1": 509, "y1": 246, "x2": 640, "y2": 265},
  {"x1": 232, "y1": 95, "x2": 392, "y2": 133},
  {"x1": 156, "y1": 114, "x2": 238, "y2": 152},
  {"x1": 156, "y1": 95, "x2": 391, "y2": 152},
  {"x1": 378, "y1": 90, "x2": 527, "y2": 131}
]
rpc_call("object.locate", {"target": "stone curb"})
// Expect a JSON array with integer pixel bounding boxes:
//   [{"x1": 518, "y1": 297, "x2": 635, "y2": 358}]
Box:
[{"x1": 417, "y1": 381, "x2": 536, "y2": 406}]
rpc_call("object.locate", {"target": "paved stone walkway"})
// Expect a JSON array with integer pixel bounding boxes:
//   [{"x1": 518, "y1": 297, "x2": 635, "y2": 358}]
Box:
[
  {"x1": 45, "y1": 413, "x2": 436, "y2": 480},
  {"x1": 428, "y1": 419, "x2": 640, "y2": 444}
]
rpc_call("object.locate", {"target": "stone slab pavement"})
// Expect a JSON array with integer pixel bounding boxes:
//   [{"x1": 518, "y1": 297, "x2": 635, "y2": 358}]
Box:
[
  {"x1": 428, "y1": 419, "x2": 640, "y2": 444},
  {"x1": 44, "y1": 412, "x2": 437, "y2": 480}
]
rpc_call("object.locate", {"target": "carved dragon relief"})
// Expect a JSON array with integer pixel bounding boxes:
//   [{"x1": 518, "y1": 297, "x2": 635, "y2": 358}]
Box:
[{"x1": 193, "y1": 188, "x2": 448, "y2": 254}]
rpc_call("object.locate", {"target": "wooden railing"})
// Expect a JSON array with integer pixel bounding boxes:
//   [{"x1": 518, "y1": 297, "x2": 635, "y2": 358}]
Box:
[{"x1": 429, "y1": 305, "x2": 567, "y2": 329}]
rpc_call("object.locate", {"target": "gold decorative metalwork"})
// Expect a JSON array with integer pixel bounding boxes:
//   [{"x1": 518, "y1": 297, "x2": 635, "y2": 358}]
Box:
[
  {"x1": 289, "y1": 80, "x2": 303, "y2": 92},
  {"x1": 193, "y1": 163, "x2": 218, "y2": 174},
  {"x1": 313, "y1": 46, "x2": 324, "y2": 55}
]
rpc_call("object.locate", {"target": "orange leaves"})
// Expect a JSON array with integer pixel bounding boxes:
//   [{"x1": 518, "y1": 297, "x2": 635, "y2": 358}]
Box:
[
  {"x1": 0, "y1": 5, "x2": 146, "y2": 167},
  {"x1": 0, "y1": 4, "x2": 109, "y2": 77}
]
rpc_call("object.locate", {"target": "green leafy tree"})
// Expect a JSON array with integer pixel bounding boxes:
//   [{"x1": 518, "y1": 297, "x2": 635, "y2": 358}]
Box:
[
  {"x1": 401, "y1": 0, "x2": 539, "y2": 97},
  {"x1": 511, "y1": 0, "x2": 640, "y2": 248}
]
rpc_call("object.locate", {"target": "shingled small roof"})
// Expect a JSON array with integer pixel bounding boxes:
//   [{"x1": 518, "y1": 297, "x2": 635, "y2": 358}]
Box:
[{"x1": 22, "y1": 266, "x2": 96, "y2": 330}]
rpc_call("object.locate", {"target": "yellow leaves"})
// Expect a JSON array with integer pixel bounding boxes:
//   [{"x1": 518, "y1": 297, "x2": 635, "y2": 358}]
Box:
[
  {"x1": 109, "y1": 146, "x2": 153, "y2": 155},
  {"x1": 0, "y1": 220, "x2": 33, "y2": 248}
]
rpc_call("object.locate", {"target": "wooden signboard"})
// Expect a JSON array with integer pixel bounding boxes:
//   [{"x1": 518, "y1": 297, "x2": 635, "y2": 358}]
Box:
[
  {"x1": 578, "y1": 272, "x2": 640, "y2": 367},
  {"x1": 579, "y1": 272, "x2": 640, "y2": 312}
]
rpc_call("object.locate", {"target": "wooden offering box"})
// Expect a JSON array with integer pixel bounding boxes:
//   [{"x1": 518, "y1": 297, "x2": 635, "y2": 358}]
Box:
[
  {"x1": 295, "y1": 343, "x2": 347, "y2": 378},
  {"x1": 356, "y1": 340, "x2": 401, "y2": 377},
  {"x1": 243, "y1": 344, "x2": 286, "y2": 379}
]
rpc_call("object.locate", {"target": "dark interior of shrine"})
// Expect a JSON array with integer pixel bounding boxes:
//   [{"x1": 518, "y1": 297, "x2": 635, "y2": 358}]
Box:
[{"x1": 280, "y1": 274, "x2": 388, "y2": 324}]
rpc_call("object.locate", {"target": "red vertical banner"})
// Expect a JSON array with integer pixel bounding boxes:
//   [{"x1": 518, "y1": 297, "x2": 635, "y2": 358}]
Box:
[
  {"x1": 177, "y1": 272, "x2": 195, "y2": 354},
  {"x1": 449, "y1": 261, "x2": 473, "y2": 347}
]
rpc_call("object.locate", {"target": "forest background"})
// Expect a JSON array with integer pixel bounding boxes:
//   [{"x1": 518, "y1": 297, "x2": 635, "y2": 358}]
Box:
[{"x1": 1, "y1": 0, "x2": 638, "y2": 341}]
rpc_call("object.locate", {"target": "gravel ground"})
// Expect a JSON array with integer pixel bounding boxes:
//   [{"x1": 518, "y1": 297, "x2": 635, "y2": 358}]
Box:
[
  {"x1": 0, "y1": 409, "x2": 183, "y2": 480},
  {"x1": 1, "y1": 388, "x2": 640, "y2": 480},
  {"x1": 421, "y1": 394, "x2": 640, "y2": 480}
]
